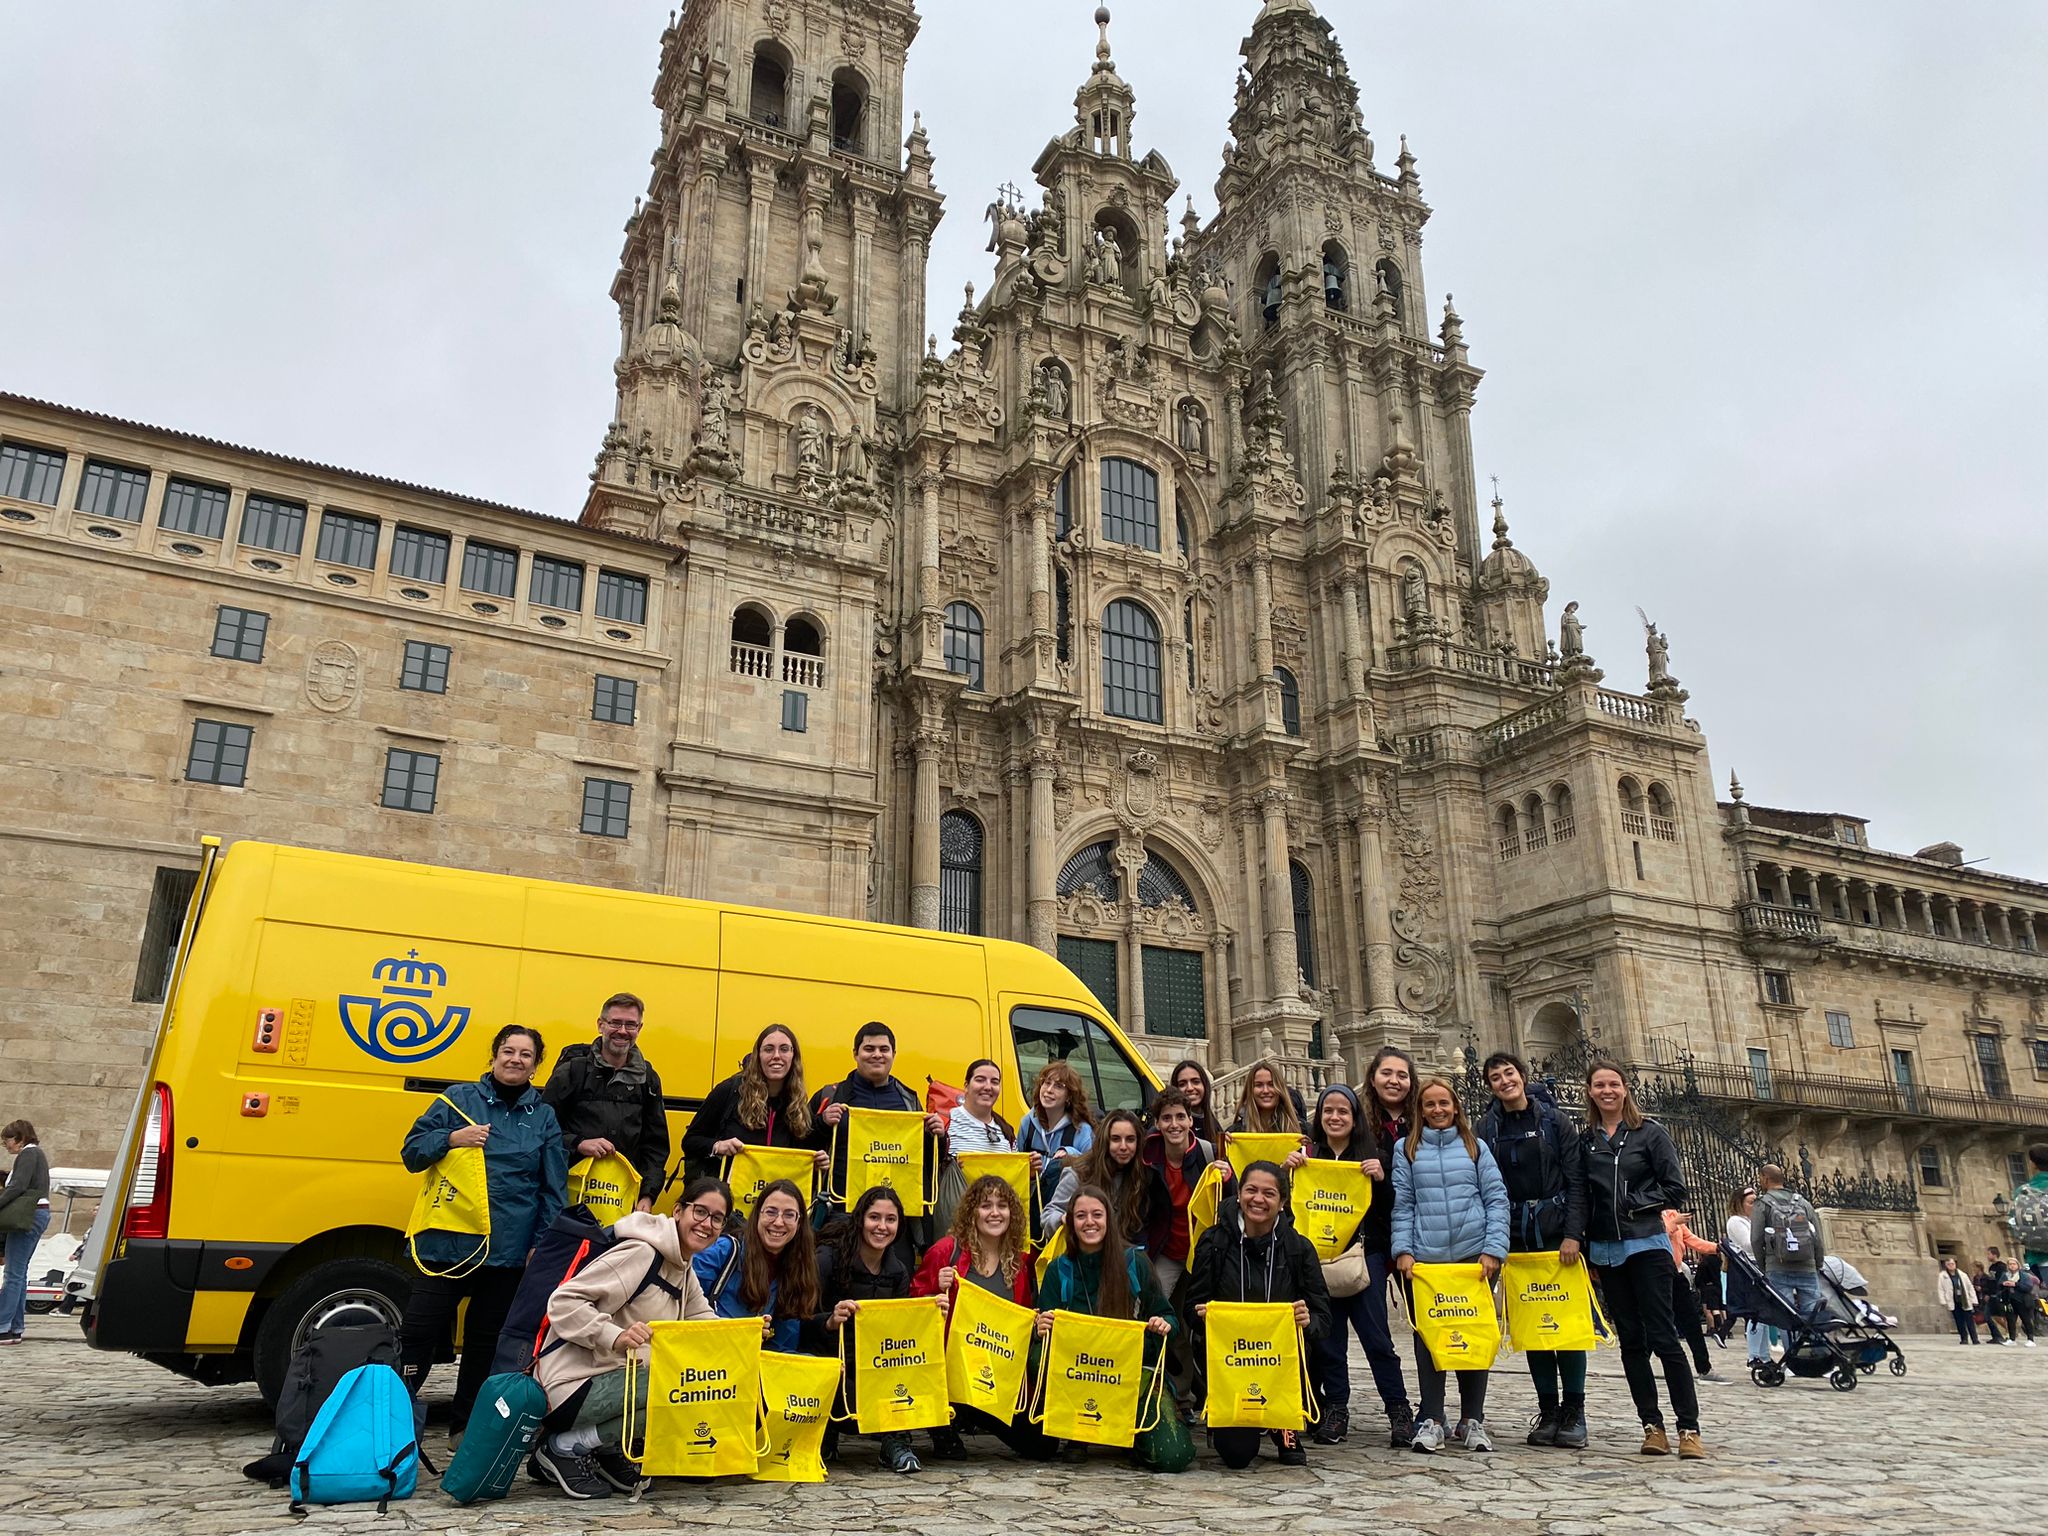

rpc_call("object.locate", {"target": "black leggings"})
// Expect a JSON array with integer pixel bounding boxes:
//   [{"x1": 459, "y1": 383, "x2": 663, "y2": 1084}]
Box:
[
  {"x1": 1596, "y1": 1250, "x2": 1699, "y2": 1433},
  {"x1": 398, "y1": 1262, "x2": 523, "y2": 1421},
  {"x1": 1411, "y1": 1332, "x2": 1488, "y2": 1426},
  {"x1": 1670, "y1": 1269, "x2": 1711, "y2": 1372}
]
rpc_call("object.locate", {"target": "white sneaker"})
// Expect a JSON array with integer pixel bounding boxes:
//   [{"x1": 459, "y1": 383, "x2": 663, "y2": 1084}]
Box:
[
  {"x1": 1454, "y1": 1418, "x2": 1495, "y2": 1452},
  {"x1": 1410, "y1": 1419, "x2": 1446, "y2": 1454},
  {"x1": 2026, "y1": 1338, "x2": 2038, "y2": 1348}
]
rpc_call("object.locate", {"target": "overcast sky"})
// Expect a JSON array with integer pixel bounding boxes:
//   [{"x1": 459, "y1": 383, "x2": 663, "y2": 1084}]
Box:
[{"x1": 4, "y1": 2, "x2": 2043, "y2": 876}]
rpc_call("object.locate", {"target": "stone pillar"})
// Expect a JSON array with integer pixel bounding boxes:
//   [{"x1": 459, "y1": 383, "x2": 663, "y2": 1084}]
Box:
[
  {"x1": 1337, "y1": 572, "x2": 1368, "y2": 701},
  {"x1": 1356, "y1": 812, "x2": 1399, "y2": 1016},
  {"x1": 909, "y1": 726, "x2": 943, "y2": 929},
  {"x1": 900, "y1": 208, "x2": 934, "y2": 413},
  {"x1": 1239, "y1": 807, "x2": 1268, "y2": 1004},
  {"x1": 2020, "y1": 912, "x2": 2039, "y2": 951},
  {"x1": 1117, "y1": 843, "x2": 1148, "y2": 1037},
  {"x1": 1973, "y1": 903, "x2": 1991, "y2": 945},
  {"x1": 1208, "y1": 932, "x2": 1233, "y2": 1062},
  {"x1": 849, "y1": 190, "x2": 878, "y2": 345},
  {"x1": 1249, "y1": 550, "x2": 1276, "y2": 679},
  {"x1": 1916, "y1": 891, "x2": 1936, "y2": 935},
  {"x1": 683, "y1": 154, "x2": 724, "y2": 343},
  {"x1": 1803, "y1": 871, "x2": 1824, "y2": 910},
  {"x1": 1891, "y1": 888, "x2": 1909, "y2": 931},
  {"x1": 1773, "y1": 868, "x2": 1793, "y2": 907},
  {"x1": 1026, "y1": 748, "x2": 1058, "y2": 953},
  {"x1": 1259, "y1": 786, "x2": 1299, "y2": 1002},
  {"x1": 1996, "y1": 907, "x2": 2015, "y2": 948},
  {"x1": 745, "y1": 155, "x2": 777, "y2": 306},
  {"x1": 916, "y1": 469, "x2": 943, "y2": 665},
  {"x1": 1222, "y1": 376, "x2": 1245, "y2": 475}
]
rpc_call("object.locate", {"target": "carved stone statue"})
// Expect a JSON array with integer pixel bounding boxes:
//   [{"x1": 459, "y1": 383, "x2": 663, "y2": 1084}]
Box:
[
  {"x1": 1177, "y1": 398, "x2": 1204, "y2": 454},
  {"x1": 1645, "y1": 621, "x2": 1672, "y2": 685},
  {"x1": 1039, "y1": 361, "x2": 1070, "y2": 419},
  {"x1": 794, "y1": 408, "x2": 827, "y2": 479},
  {"x1": 1089, "y1": 226, "x2": 1123, "y2": 286},
  {"x1": 1559, "y1": 601, "x2": 1585, "y2": 659},
  {"x1": 839, "y1": 424, "x2": 871, "y2": 484},
  {"x1": 1402, "y1": 566, "x2": 1429, "y2": 621},
  {"x1": 697, "y1": 367, "x2": 733, "y2": 453}
]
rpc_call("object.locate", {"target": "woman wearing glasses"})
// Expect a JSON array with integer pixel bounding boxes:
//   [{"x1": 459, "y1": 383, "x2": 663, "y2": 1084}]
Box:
[
  {"x1": 532, "y1": 1177, "x2": 727, "y2": 1500},
  {"x1": 693, "y1": 1178, "x2": 820, "y2": 1352}
]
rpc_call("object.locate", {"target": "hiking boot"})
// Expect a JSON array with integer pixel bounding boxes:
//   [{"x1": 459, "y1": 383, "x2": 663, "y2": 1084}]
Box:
[
  {"x1": 1453, "y1": 1418, "x2": 1494, "y2": 1452},
  {"x1": 1409, "y1": 1418, "x2": 1446, "y2": 1454},
  {"x1": 1526, "y1": 1406, "x2": 1559, "y2": 1446},
  {"x1": 533, "y1": 1443, "x2": 613, "y2": 1500},
  {"x1": 927, "y1": 1427, "x2": 969, "y2": 1460},
  {"x1": 1553, "y1": 1400, "x2": 1589, "y2": 1449},
  {"x1": 1310, "y1": 1406, "x2": 1348, "y2": 1445},
  {"x1": 1677, "y1": 1429, "x2": 1705, "y2": 1460},
  {"x1": 589, "y1": 1446, "x2": 642, "y2": 1494},
  {"x1": 885, "y1": 1442, "x2": 923, "y2": 1474},
  {"x1": 1274, "y1": 1430, "x2": 1308, "y2": 1467},
  {"x1": 1640, "y1": 1425, "x2": 1671, "y2": 1457},
  {"x1": 1387, "y1": 1403, "x2": 1416, "y2": 1448}
]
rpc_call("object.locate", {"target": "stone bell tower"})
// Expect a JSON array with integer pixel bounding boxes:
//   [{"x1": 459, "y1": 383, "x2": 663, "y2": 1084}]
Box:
[{"x1": 579, "y1": 0, "x2": 944, "y2": 921}]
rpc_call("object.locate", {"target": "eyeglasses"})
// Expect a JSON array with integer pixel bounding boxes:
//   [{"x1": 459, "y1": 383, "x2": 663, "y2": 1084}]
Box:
[
  {"x1": 601, "y1": 1017, "x2": 643, "y2": 1031},
  {"x1": 757, "y1": 1207, "x2": 800, "y2": 1227},
  {"x1": 684, "y1": 1203, "x2": 727, "y2": 1230}
]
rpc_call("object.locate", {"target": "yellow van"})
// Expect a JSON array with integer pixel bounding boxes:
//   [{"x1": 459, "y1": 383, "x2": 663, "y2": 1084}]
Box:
[{"x1": 80, "y1": 838, "x2": 1158, "y2": 1402}]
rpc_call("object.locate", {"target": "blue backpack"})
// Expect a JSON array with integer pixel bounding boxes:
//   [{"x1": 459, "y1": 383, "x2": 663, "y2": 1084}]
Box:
[{"x1": 289, "y1": 1363, "x2": 420, "y2": 1515}]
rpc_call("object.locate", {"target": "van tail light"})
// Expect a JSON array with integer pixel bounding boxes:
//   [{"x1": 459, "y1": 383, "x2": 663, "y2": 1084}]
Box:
[{"x1": 121, "y1": 1084, "x2": 175, "y2": 1240}]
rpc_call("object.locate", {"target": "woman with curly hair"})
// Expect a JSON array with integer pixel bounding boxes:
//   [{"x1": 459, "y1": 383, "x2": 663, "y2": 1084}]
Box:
[
  {"x1": 681, "y1": 1023, "x2": 825, "y2": 1182},
  {"x1": 912, "y1": 1173, "x2": 1048, "y2": 1461}
]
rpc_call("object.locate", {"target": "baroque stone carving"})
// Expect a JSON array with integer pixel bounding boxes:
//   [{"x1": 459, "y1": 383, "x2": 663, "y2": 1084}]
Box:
[{"x1": 306, "y1": 640, "x2": 361, "y2": 713}]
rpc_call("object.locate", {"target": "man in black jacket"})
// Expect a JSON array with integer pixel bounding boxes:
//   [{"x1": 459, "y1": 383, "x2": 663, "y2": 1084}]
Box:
[
  {"x1": 1185, "y1": 1161, "x2": 1331, "y2": 1470},
  {"x1": 542, "y1": 992, "x2": 671, "y2": 1213},
  {"x1": 1477, "y1": 1053, "x2": 1589, "y2": 1448}
]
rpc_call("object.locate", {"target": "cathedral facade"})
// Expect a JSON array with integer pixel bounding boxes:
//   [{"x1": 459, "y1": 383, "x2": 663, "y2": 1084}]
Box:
[{"x1": 4, "y1": 0, "x2": 2045, "y2": 1315}]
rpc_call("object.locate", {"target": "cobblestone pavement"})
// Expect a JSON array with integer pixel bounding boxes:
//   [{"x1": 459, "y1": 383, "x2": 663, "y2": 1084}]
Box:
[{"x1": 3, "y1": 1313, "x2": 2039, "y2": 1535}]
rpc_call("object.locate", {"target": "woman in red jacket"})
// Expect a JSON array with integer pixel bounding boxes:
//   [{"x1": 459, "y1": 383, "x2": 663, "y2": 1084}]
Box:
[{"x1": 912, "y1": 1174, "x2": 1046, "y2": 1460}]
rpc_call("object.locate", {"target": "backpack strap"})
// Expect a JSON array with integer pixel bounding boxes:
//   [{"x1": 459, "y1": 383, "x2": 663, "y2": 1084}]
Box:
[
  {"x1": 374, "y1": 1443, "x2": 417, "y2": 1515},
  {"x1": 633, "y1": 1250, "x2": 683, "y2": 1306}
]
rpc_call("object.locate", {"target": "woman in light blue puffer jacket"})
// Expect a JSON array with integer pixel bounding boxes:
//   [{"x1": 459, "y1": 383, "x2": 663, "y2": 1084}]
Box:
[{"x1": 1391, "y1": 1077, "x2": 1509, "y2": 1454}]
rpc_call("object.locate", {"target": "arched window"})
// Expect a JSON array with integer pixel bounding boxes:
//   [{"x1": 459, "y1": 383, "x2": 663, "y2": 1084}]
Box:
[
  {"x1": 1102, "y1": 600, "x2": 1162, "y2": 723},
  {"x1": 1057, "y1": 840, "x2": 1120, "y2": 899},
  {"x1": 1056, "y1": 842, "x2": 1207, "y2": 1040},
  {"x1": 1549, "y1": 783, "x2": 1576, "y2": 843},
  {"x1": 1522, "y1": 792, "x2": 1547, "y2": 850},
  {"x1": 1055, "y1": 567, "x2": 1073, "y2": 664},
  {"x1": 1101, "y1": 458, "x2": 1160, "y2": 551},
  {"x1": 782, "y1": 613, "x2": 825, "y2": 687},
  {"x1": 1291, "y1": 861, "x2": 1317, "y2": 989},
  {"x1": 1275, "y1": 667, "x2": 1301, "y2": 736},
  {"x1": 1175, "y1": 510, "x2": 1191, "y2": 562},
  {"x1": 1618, "y1": 776, "x2": 1647, "y2": 836},
  {"x1": 1648, "y1": 782, "x2": 1677, "y2": 840},
  {"x1": 1497, "y1": 803, "x2": 1521, "y2": 859},
  {"x1": 942, "y1": 602, "x2": 984, "y2": 690},
  {"x1": 939, "y1": 810, "x2": 983, "y2": 935},
  {"x1": 1375, "y1": 258, "x2": 1404, "y2": 328},
  {"x1": 1054, "y1": 462, "x2": 1074, "y2": 539},
  {"x1": 730, "y1": 603, "x2": 773, "y2": 677},
  {"x1": 1256, "y1": 253, "x2": 1283, "y2": 329},
  {"x1": 830, "y1": 69, "x2": 868, "y2": 154},
  {"x1": 1322, "y1": 242, "x2": 1349, "y2": 311},
  {"x1": 749, "y1": 44, "x2": 791, "y2": 127}
]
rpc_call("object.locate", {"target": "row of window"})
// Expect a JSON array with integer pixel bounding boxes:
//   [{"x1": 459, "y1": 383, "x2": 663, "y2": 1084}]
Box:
[
  {"x1": 207, "y1": 605, "x2": 639, "y2": 722},
  {"x1": 1255, "y1": 246, "x2": 1405, "y2": 328},
  {"x1": 1760, "y1": 980, "x2": 2040, "y2": 1099},
  {"x1": 182, "y1": 720, "x2": 636, "y2": 835},
  {"x1": 1, "y1": 438, "x2": 649, "y2": 621},
  {"x1": 1051, "y1": 458, "x2": 1194, "y2": 561}
]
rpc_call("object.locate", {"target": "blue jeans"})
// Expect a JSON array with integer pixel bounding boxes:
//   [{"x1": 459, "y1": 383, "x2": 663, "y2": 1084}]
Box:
[
  {"x1": 1311, "y1": 1250, "x2": 1409, "y2": 1415},
  {"x1": 1, "y1": 1206, "x2": 53, "y2": 1335},
  {"x1": 1768, "y1": 1267, "x2": 1823, "y2": 1325}
]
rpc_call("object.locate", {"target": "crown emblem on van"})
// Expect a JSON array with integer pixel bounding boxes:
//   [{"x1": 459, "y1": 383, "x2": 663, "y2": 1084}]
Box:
[{"x1": 340, "y1": 948, "x2": 472, "y2": 1064}]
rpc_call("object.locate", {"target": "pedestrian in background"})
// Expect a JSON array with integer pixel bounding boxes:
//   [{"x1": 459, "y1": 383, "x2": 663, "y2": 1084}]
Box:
[
  {"x1": 0, "y1": 1120, "x2": 53, "y2": 1344},
  {"x1": 1938, "y1": 1257, "x2": 1980, "y2": 1345},
  {"x1": 2012, "y1": 1144, "x2": 2048, "y2": 1287}
]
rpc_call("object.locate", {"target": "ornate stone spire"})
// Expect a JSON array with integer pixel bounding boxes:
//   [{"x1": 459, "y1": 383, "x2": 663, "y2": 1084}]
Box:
[{"x1": 1073, "y1": 6, "x2": 1137, "y2": 157}]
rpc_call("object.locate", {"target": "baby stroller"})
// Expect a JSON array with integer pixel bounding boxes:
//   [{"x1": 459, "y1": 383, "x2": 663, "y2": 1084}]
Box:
[
  {"x1": 1817, "y1": 1256, "x2": 1907, "y2": 1380},
  {"x1": 1721, "y1": 1241, "x2": 1868, "y2": 1392}
]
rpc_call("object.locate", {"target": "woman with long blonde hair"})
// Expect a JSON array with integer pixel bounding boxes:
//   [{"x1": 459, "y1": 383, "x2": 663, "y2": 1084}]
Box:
[
  {"x1": 681, "y1": 1023, "x2": 825, "y2": 1182},
  {"x1": 1227, "y1": 1059, "x2": 1307, "y2": 1138}
]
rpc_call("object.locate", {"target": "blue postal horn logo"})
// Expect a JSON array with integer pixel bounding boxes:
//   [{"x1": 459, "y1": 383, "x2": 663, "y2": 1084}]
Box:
[{"x1": 340, "y1": 950, "x2": 471, "y2": 1064}]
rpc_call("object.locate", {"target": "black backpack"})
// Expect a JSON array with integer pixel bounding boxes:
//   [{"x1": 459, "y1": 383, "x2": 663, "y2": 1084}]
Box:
[{"x1": 242, "y1": 1315, "x2": 404, "y2": 1488}]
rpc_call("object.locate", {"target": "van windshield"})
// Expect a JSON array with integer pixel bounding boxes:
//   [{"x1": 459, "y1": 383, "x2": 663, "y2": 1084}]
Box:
[{"x1": 1010, "y1": 1005, "x2": 1149, "y2": 1114}]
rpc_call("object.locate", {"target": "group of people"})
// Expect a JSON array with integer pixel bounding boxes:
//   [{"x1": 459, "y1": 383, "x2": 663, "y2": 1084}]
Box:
[
  {"x1": 1935, "y1": 1146, "x2": 2048, "y2": 1348},
  {"x1": 396, "y1": 1005, "x2": 1749, "y2": 1497}
]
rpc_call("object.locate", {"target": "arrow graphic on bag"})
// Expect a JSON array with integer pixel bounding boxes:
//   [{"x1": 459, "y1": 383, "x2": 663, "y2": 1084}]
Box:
[
  {"x1": 1541, "y1": 1318, "x2": 1561, "y2": 1333},
  {"x1": 690, "y1": 1432, "x2": 719, "y2": 1450}
]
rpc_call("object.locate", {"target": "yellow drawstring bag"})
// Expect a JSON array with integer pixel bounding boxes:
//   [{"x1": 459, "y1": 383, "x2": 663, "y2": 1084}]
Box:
[
  {"x1": 566, "y1": 1151, "x2": 640, "y2": 1226},
  {"x1": 1029, "y1": 1311, "x2": 1161, "y2": 1448},
  {"x1": 1409, "y1": 1262, "x2": 1503, "y2": 1370},
  {"x1": 1223, "y1": 1132, "x2": 1303, "y2": 1180},
  {"x1": 843, "y1": 1296, "x2": 950, "y2": 1434},
  {"x1": 839, "y1": 1108, "x2": 932, "y2": 1217},
  {"x1": 1289, "y1": 1159, "x2": 1372, "y2": 1261},
  {"x1": 1186, "y1": 1161, "x2": 1229, "y2": 1255},
  {"x1": 751, "y1": 1351, "x2": 840, "y2": 1483},
  {"x1": 955, "y1": 1150, "x2": 1039, "y2": 1225},
  {"x1": 945, "y1": 1281, "x2": 1037, "y2": 1417},
  {"x1": 625, "y1": 1318, "x2": 766, "y2": 1477},
  {"x1": 1201, "y1": 1300, "x2": 1315, "y2": 1431},
  {"x1": 404, "y1": 1095, "x2": 491, "y2": 1277},
  {"x1": 1501, "y1": 1252, "x2": 1607, "y2": 1353},
  {"x1": 726, "y1": 1145, "x2": 821, "y2": 1221},
  {"x1": 1032, "y1": 1220, "x2": 1068, "y2": 1287}
]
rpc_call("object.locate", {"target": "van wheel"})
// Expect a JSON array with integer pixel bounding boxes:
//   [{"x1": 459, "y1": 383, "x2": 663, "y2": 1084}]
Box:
[{"x1": 254, "y1": 1259, "x2": 411, "y2": 1407}]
